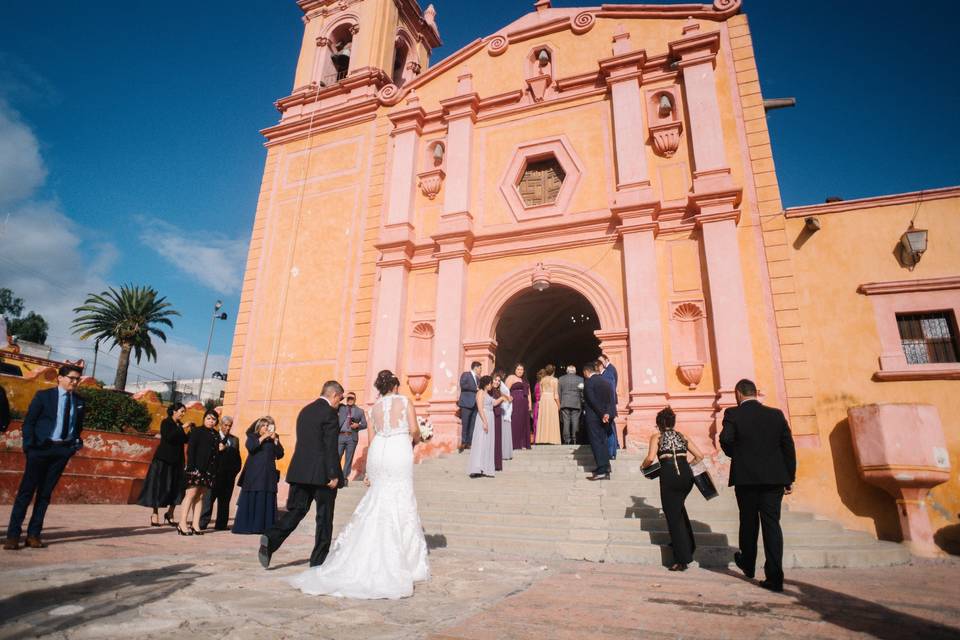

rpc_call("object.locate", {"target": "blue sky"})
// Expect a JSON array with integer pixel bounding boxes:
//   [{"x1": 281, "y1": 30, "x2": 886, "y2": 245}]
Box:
[{"x1": 0, "y1": 1, "x2": 957, "y2": 384}]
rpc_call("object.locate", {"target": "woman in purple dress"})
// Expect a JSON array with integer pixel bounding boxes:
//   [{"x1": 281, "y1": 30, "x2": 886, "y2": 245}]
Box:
[
  {"x1": 490, "y1": 372, "x2": 506, "y2": 471},
  {"x1": 532, "y1": 369, "x2": 544, "y2": 444},
  {"x1": 506, "y1": 364, "x2": 532, "y2": 450}
]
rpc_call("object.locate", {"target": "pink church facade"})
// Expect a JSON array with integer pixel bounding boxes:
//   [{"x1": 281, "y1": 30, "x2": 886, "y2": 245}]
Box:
[{"x1": 225, "y1": 0, "x2": 960, "y2": 551}]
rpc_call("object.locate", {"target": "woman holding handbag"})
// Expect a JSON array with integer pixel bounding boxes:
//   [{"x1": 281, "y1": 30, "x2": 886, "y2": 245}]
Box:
[{"x1": 642, "y1": 407, "x2": 705, "y2": 572}]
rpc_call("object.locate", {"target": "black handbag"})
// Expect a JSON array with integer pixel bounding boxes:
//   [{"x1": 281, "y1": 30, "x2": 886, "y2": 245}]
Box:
[
  {"x1": 641, "y1": 460, "x2": 661, "y2": 479},
  {"x1": 692, "y1": 465, "x2": 719, "y2": 500}
]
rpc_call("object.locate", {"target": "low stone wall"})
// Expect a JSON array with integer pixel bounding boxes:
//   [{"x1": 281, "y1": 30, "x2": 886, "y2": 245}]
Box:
[{"x1": 0, "y1": 421, "x2": 159, "y2": 504}]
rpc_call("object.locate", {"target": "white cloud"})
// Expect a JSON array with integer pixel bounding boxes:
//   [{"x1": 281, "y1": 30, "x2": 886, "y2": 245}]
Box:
[
  {"x1": 0, "y1": 101, "x2": 230, "y2": 386},
  {"x1": 0, "y1": 100, "x2": 46, "y2": 207},
  {"x1": 137, "y1": 216, "x2": 247, "y2": 296}
]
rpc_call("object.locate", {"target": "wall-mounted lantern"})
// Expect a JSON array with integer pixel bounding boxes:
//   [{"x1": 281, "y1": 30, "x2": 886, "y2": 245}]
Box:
[{"x1": 899, "y1": 223, "x2": 928, "y2": 270}]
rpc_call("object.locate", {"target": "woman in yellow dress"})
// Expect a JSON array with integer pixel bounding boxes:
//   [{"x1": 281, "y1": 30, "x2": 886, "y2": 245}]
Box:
[{"x1": 535, "y1": 364, "x2": 562, "y2": 445}]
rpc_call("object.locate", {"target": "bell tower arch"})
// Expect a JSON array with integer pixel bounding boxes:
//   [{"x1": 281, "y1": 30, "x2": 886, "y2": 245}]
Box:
[{"x1": 293, "y1": 0, "x2": 441, "y2": 91}]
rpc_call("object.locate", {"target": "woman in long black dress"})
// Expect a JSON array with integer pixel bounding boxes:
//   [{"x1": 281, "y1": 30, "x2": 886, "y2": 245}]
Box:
[
  {"x1": 505, "y1": 363, "x2": 532, "y2": 450},
  {"x1": 178, "y1": 410, "x2": 220, "y2": 536},
  {"x1": 232, "y1": 416, "x2": 284, "y2": 535},
  {"x1": 643, "y1": 407, "x2": 704, "y2": 571},
  {"x1": 137, "y1": 403, "x2": 187, "y2": 527}
]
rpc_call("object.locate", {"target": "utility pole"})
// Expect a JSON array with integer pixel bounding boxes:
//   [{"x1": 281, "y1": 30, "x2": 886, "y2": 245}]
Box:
[{"x1": 198, "y1": 300, "x2": 228, "y2": 402}]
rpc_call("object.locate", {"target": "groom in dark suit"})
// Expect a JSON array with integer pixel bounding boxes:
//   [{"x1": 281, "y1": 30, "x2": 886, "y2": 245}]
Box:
[
  {"x1": 259, "y1": 380, "x2": 344, "y2": 568},
  {"x1": 720, "y1": 378, "x2": 796, "y2": 592},
  {"x1": 4, "y1": 364, "x2": 85, "y2": 550},
  {"x1": 582, "y1": 361, "x2": 614, "y2": 481},
  {"x1": 457, "y1": 361, "x2": 482, "y2": 452}
]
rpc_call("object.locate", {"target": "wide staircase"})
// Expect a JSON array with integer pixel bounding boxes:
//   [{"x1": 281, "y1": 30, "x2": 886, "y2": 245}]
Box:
[{"x1": 329, "y1": 444, "x2": 910, "y2": 568}]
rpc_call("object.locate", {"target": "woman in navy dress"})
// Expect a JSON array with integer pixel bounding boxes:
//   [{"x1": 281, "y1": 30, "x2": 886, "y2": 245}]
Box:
[{"x1": 232, "y1": 416, "x2": 284, "y2": 535}]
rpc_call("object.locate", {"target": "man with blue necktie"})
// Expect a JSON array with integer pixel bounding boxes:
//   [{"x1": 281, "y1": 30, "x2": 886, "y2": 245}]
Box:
[
  {"x1": 4, "y1": 364, "x2": 86, "y2": 550},
  {"x1": 599, "y1": 354, "x2": 620, "y2": 460}
]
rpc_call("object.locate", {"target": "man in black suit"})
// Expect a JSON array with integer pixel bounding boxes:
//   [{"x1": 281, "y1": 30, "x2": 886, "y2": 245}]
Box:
[
  {"x1": 720, "y1": 378, "x2": 797, "y2": 592},
  {"x1": 199, "y1": 415, "x2": 242, "y2": 531},
  {"x1": 582, "y1": 361, "x2": 613, "y2": 481},
  {"x1": 457, "y1": 361, "x2": 481, "y2": 452},
  {"x1": 259, "y1": 380, "x2": 344, "y2": 568},
  {"x1": 4, "y1": 364, "x2": 86, "y2": 550}
]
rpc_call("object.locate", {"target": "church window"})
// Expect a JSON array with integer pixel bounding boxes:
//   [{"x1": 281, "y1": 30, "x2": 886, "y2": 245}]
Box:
[
  {"x1": 897, "y1": 311, "x2": 959, "y2": 364},
  {"x1": 517, "y1": 157, "x2": 566, "y2": 207},
  {"x1": 392, "y1": 39, "x2": 410, "y2": 86}
]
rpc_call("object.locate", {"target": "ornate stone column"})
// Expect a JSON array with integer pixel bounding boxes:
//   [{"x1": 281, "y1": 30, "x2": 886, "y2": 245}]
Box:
[
  {"x1": 602, "y1": 29, "x2": 669, "y2": 441},
  {"x1": 670, "y1": 26, "x2": 755, "y2": 413},
  {"x1": 369, "y1": 103, "x2": 425, "y2": 379},
  {"x1": 428, "y1": 73, "x2": 480, "y2": 432}
]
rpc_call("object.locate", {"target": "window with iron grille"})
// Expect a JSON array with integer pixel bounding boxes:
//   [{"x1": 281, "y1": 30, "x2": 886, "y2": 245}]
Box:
[
  {"x1": 896, "y1": 311, "x2": 960, "y2": 364},
  {"x1": 518, "y1": 157, "x2": 565, "y2": 207}
]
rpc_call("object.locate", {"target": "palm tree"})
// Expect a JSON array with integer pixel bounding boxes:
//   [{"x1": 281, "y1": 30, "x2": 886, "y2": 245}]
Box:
[{"x1": 72, "y1": 285, "x2": 180, "y2": 390}]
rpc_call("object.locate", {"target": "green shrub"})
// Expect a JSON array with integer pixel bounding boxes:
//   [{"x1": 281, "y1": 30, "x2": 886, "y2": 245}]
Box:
[{"x1": 77, "y1": 387, "x2": 152, "y2": 433}]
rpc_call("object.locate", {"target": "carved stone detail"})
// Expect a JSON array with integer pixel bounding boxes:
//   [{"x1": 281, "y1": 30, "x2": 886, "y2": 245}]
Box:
[
  {"x1": 487, "y1": 35, "x2": 508, "y2": 56},
  {"x1": 417, "y1": 168, "x2": 445, "y2": 200},
  {"x1": 650, "y1": 121, "x2": 683, "y2": 157},
  {"x1": 526, "y1": 74, "x2": 551, "y2": 103},
  {"x1": 571, "y1": 11, "x2": 596, "y2": 35},
  {"x1": 677, "y1": 362, "x2": 705, "y2": 390}
]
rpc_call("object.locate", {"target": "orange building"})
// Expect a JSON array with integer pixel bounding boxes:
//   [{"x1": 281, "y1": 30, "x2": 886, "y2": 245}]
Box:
[{"x1": 224, "y1": 0, "x2": 959, "y2": 552}]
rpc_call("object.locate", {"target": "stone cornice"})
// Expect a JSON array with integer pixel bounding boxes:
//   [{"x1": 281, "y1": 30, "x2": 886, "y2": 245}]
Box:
[
  {"x1": 695, "y1": 210, "x2": 741, "y2": 227},
  {"x1": 599, "y1": 50, "x2": 648, "y2": 85},
  {"x1": 597, "y1": 1, "x2": 742, "y2": 21},
  {"x1": 388, "y1": 104, "x2": 427, "y2": 135},
  {"x1": 668, "y1": 30, "x2": 721, "y2": 68},
  {"x1": 260, "y1": 99, "x2": 378, "y2": 147},
  {"x1": 440, "y1": 93, "x2": 481, "y2": 121},
  {"x1": 785, "y1": 185, "x2": 960, "y2": 218},
  {"x1": 857, "y1": 276, "x2": 960, "y2": 296}
]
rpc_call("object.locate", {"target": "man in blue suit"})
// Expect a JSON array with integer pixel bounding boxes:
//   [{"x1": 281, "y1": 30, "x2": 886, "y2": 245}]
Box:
[
  {"x1": 599, "y1": 354, "x2": 620, "y2": 460},
  {"x1": 457, "y1": 361, "x2": 482, "y2": 452},
  {"x1": 4, "y1": 364, "x2": 86, "y2": 550},
  {"x1": 583, "y1": 361, "x2": 614, "y2": 481}
]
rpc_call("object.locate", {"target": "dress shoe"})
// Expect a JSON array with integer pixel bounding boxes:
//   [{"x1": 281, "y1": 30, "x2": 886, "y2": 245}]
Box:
[
  {"x1": 25, "y1": 536, "x2": 46, "y2": 549},
  {"x1": 734, "y1": 552, "x2": 755, "y2": 579},
  {"x1": 258, "y1": 535, "x2": 272, "y2": 569},
  {"x1": 2, "y1": 538, "x2": 19, "y2": 551},
  {"x1": 214, "y1": 526, "x2": 229, "y2": 531},
  {"x1": 588, "y1": 473, "x2": 610, "y2": 481},
  {"x1": 759, "y1": 579, "x2": 783, "y2": 593}
]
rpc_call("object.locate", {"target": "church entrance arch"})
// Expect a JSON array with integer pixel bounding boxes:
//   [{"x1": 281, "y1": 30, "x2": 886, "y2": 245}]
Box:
[{"x1": 493, "y1": 286, "x2": 601, "y2": 378}]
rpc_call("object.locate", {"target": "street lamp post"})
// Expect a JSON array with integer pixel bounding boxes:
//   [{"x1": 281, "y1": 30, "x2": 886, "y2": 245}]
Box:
[{"x1": 198, "y1": 300, "x2": 228, "y2": 402}]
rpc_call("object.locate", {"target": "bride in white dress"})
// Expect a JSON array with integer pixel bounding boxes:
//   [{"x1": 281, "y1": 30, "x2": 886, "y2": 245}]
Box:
[{"x1": 289, "y1": 370, "x2": 430, "y2": 599}]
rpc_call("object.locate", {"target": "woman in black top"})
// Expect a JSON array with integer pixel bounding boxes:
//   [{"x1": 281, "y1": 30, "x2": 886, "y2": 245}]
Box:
[
  {"x1": 232, "y1": 416, "x2": 285, "y2": 535},
  {"x1": 178, "y1": 409, "x2": 220, "y2": 536},
  {"x1": 137, "y1": 403, "x2": 188, "y2": 527},
  {"x1": 643, "y1": 407, "x2": 705, "y2": 571}
]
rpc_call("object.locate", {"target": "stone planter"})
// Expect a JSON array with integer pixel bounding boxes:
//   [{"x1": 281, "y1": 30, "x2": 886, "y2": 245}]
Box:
[
  {"x1": 0, "y1": 421, "x2": 160, "y2": 505},
  {"x1": 847, "y1": 403, "x2": 951, "y2": 556}
]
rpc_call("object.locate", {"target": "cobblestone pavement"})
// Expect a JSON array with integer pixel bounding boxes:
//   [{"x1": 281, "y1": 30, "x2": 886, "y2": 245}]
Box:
[{"x1": 1, "y1": 505, "x2": 958, "y2": 639}]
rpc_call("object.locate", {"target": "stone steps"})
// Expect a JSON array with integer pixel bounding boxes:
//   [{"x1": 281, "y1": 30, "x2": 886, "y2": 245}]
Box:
[{"x1": 321, "y1": 445, "x2": 911, "y2": 568}]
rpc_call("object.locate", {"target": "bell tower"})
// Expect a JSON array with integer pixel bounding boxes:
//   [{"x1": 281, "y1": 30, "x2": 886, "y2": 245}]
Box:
[{"x1": 293, "y1": 0, "x2": 441, "y2": 91}]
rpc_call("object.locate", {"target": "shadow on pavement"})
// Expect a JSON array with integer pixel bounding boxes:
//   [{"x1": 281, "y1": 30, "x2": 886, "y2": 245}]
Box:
[
  {"x1": 625, "y1": 496, "x2": 735, "y2": 568},
  {"x1": 40, "y1": 525, "x2": 176, "y2": 544},
  {"x1": 786, "y1": 578, "x2": 960, "y2": 640},
  {"x1": 0, "y1": 563, "x2": 204, "y2": 638}
]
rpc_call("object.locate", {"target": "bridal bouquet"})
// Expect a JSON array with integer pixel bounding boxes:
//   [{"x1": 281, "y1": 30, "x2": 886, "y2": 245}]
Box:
[{"x1": 417, "y1": 416, "x2": 434, "y2": 441}]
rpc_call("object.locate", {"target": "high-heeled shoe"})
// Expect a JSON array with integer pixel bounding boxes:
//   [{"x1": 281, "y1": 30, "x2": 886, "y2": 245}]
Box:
[
  {"x1": 189, "y1": 527, "x2": 204, "y2": 536},
  {"x1": 176, "y1": 526, "x2": 193, "y2": 536},
  {"x1": 668, "y1": 563, "x2": 688, "y2": 572},
  {"x1": 150, "y1": 515, "x2": 160, "y2": 527},
  {"x1": 163, "y1": 513, "x2": 176, "y2": 527}
]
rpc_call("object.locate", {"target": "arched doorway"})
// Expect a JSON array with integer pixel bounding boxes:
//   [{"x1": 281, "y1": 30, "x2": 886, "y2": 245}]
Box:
[{"x1": 493, "y1": 285, "x2": 602, "y2": 379}]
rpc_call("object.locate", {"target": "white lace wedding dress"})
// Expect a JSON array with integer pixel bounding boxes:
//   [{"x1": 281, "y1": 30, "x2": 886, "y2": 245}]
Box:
[{"x1": 289, "y1": 394, "x2": 430, "y2": 599}]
